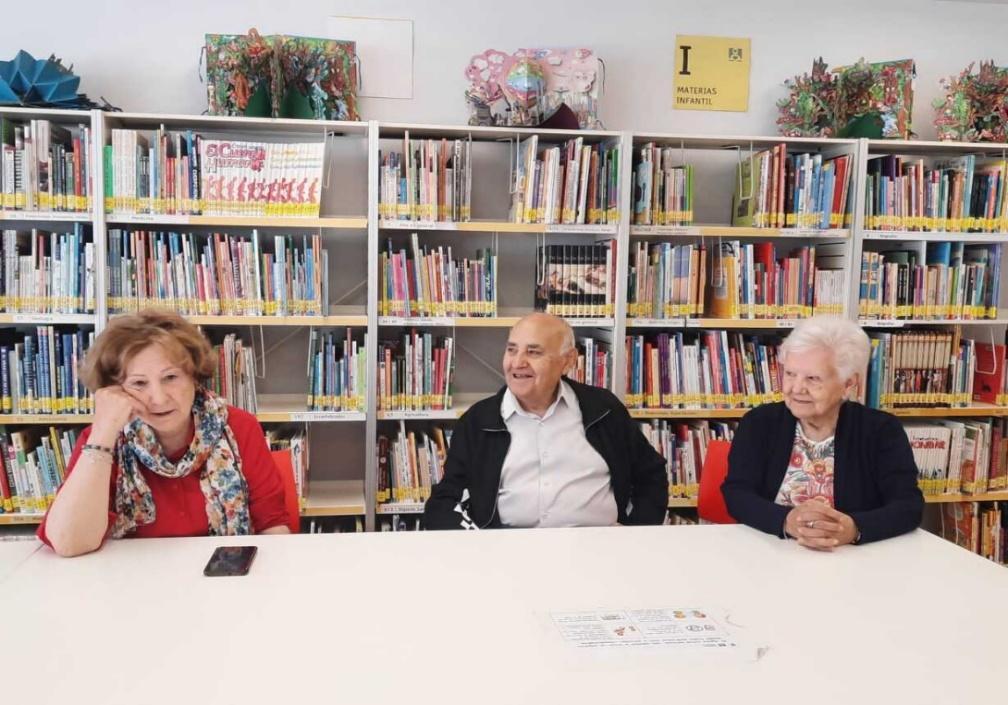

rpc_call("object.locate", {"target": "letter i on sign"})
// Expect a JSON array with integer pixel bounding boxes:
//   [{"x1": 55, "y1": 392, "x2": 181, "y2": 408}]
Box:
[{"x1": 679, "y1": 45, "x2": 691, "y2": 75}]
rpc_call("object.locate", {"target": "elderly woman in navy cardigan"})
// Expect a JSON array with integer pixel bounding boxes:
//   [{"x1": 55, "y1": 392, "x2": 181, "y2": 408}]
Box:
[{"x1": 722, "y1": 317, "x2": 923, "y2": 549}]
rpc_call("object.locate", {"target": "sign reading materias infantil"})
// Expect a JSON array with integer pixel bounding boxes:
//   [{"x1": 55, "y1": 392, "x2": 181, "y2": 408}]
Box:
[{"x1": 673, "y1": 35, "x2": 751, "y2": 112}]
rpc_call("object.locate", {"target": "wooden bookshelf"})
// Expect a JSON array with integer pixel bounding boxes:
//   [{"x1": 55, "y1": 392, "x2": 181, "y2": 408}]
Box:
[
  {"x1": 107, "y1": 306, "x2": 366, "y2": 328},
  {"x1": 629, "y1": 405, "x2": 1008, "y2": 419},
  {"x1": 630, "y1": 225, "x2": 850, "y2": 239},
  {"x1": 106, "y1": 214, "x2": 367, "y2": 229},
  {"x1": 377, "y1": 408, "x2": 460, "y2": 421},
  {"x1": 183, "y1": 306, "x2": 368, "y2": 328},
  {"x1": 378, "y1": 315, "x2": 516, "y2": 328},
  {"x1": 685, "y1": 318, "x2": 804, "y2": 330},
  {"x1": 865, "y1": 137, "x2": 1008, "y2": 157},
  {"x1": 380, "y1": 219, "x2": 531, "y2": 233},
  {"x1": 861, "y1": 230, "x2": 1008, "y2": 243},
  {"x1": 629, "y1": 408, "x2": 749, "y2": 419},
  {"x1": 668, "y1": 497, "x2": 698, "y2": 508},
  {"x1": 0, "y1": 313, "x2": 96, "y2": 326},
  {"x1": 379, "y1": 309, "x2": 614, "y2": 329},
  {"x1": 104, "y1": 111, "x2": 369, "y2": 135},
  {"x1": 0, "y1": 211, "x2": 92, "y2": 223},
  {"x1": 377, "y1": 121, "x2": 621, "y2": 142},
  {"x1": 924, "y1": 492, "x2": 1008, "y2": 504},
  {"x1": 858, "y1": 319, "x2": 1008, "y2": 327},
  {"x1": 630, "y1": 131, "x2": 859, "y2": 150},
  {"x1": 0, "y1": 514, "x2": 43, "y2": 525},
  {"x1": 701, "y1": 225, "x2": 849, "y2": 238},
  {"x1": 0, "y1": 400, "x2": 371, "y2": 425},
  {"x1": 379, "y1": 219, "x2": 618, "y2": 235},
  {"x1": 255, "y1": 395, "x2": 366, "y2": 423},
  {"x1": 627, "y1": 317, "x2": 806, "y2": 330},
  {"x1": 303, "y1": 480, "x2": 366, "y2": 516},
  {"x1": 625, "y1": 317, "x2": 687, "y2": 328},
  {"x1": 375, "y1": 502, "x2": 425, "y2": 515},
  {"x1": 0, "y1": 484, "x2": 367, "y2": 527},
  {"x1": 11, "y1": 494, "x2": 1003, "y2": 525},
  {"x1": 0, "y1": 413, "x2": 92, "y2": 424},
  {"x1": 884, "y1": 405, "x2": 1008, "y2": 418},
  {"x1": 376, "y1": 393, "x2": 486, "y2": 421},
  {"x1": 667, "y1": 495, "x2": 1008, "y2": 508}
]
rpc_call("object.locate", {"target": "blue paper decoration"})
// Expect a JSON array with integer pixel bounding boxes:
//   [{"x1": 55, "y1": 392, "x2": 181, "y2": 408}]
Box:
[{"x1": 0, "y1": 50, "x2": 82, "y2": 106}]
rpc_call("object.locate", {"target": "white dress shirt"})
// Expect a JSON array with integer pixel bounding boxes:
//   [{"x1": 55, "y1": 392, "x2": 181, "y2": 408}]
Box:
[{"x1": 497, "y1": 381, "x2": 617, "y2": 528}]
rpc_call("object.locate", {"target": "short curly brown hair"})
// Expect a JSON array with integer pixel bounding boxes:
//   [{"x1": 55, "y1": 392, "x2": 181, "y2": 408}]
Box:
[{"x1": 80, "y1": 309, "x2": 217, "y2": 391}]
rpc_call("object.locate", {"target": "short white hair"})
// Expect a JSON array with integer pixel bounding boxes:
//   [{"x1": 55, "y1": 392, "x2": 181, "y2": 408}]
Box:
[
  {"x1": 779, "y1": 316, "x2": 870, "y2": 380},
  {"x1": 558, "y1": 320, "x2": 575, "y2": 354}
]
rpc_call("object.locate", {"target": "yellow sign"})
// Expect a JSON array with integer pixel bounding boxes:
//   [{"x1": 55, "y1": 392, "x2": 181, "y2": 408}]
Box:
[{"x1": 673, "y1": 35, "x2": 751, "y2": 112}]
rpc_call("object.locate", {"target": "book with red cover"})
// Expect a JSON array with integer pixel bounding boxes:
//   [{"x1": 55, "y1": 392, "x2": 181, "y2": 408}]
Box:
[{"x1": 973, "y1": 342, "x2": 1005, "y2": 404}]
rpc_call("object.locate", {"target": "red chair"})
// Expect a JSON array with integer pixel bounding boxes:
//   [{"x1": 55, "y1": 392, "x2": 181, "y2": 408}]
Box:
[
  {"x1": 697, "y1": 439, "x2": 736, "y2": 524},
  {"x1": 270, "y1": 449, "x2": 301, "y2": 534}
]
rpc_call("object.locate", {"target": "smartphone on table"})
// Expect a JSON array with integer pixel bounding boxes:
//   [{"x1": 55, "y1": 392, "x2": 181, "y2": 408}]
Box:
[{"x1": 203, "y1": 546, "x2": 258, "y2": 577}]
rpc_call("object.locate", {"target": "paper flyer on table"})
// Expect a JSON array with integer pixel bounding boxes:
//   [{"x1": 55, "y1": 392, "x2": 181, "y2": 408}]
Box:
[{"x1": 549, "y1": 607, "x2": 764, "y2": 660}]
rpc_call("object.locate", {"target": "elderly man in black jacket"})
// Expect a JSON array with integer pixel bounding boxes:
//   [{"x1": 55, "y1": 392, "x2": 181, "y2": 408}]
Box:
[{"x1": 424, "y1": 313, "x2": 668, "y2": 530}]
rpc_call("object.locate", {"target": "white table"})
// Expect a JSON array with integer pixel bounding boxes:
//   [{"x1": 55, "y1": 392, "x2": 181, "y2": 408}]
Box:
[
  {"x1": 1, "y1": 526, "x2": 1005, "y2": 704},
  {"x1": 0, "y1": 538, "x2": 40, "y2": 584}
]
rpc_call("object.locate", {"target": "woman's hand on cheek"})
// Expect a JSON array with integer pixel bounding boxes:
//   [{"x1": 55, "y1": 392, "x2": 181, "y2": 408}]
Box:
[{"x1": 91, "y1": 386, "x2": 150, "y2": 446}]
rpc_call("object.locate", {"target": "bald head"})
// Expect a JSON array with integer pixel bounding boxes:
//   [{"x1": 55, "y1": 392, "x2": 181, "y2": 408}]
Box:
[
  {"x1": 503, "y1": 313, "x2": 578, "y2": 415},
  {"x1": 510, "y1": 313, "x2": 575, "y2": 354}
]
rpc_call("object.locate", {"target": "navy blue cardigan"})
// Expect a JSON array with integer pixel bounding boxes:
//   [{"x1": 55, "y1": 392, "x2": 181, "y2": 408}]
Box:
[{"x1": 721, "y1": 401, "x2": 924, "y2": 544}]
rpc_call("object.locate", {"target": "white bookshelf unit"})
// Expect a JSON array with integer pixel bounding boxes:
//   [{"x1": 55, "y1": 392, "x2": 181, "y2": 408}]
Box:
[{"x1": 0, "y1": 108, "x2": 1005, "y2": 539}]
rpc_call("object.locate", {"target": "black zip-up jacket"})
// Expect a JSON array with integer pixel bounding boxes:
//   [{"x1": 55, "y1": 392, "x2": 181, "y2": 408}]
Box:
[
  {"x1": 721, "y1": 401, "x2": 924, "y2": 544},
  {"x1": 423, "y1": 378, "x2": 669, "y2": 529}
]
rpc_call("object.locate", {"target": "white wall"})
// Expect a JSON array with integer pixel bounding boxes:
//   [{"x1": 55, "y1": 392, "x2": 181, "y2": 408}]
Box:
[{"x1": 6, "y1": 0, "x2": 1008, "y2": 138}]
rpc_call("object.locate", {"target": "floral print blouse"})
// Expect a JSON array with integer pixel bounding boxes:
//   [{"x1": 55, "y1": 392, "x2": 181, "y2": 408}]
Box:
[{"x1": 775, "y1": 424, "x2": 835, "y2": 508}]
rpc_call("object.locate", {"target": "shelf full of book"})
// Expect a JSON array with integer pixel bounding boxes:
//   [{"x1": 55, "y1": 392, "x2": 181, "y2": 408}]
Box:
[
  {"x1": 622, "y1": 132, "x2": 858, "y2": 435},
  {"x1": 850, "y1": 137, "x2": 1008, "y2": 554},
  {"x1": 661, "y1": 493, "x2": 1008, "y2": 508},
  {"x1": 0, "y1": 108, "x2": 101, "y2": 527},
  {"x1": 89, "y1": 110, "x2": 377, "y2": 527},
  {"x1": 0, "y1": 479, "x2": 369, "y2": 526},
  {"x1": 1, "y1": 110, "x2": 1008, "y2": 541},
  {"x1": 368, "y1": 123, "x2": 629, "y2": 520}
]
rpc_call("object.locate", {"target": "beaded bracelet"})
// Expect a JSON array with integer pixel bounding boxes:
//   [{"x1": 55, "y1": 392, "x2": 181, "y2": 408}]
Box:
[{"x1": 82, "y1": 443, "x2": 114, "y2": 459}]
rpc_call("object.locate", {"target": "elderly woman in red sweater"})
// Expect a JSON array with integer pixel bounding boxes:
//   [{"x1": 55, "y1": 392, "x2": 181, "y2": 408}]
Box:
[{"x1": 40, "y1": 309, "x2": 289, "y2": 556}]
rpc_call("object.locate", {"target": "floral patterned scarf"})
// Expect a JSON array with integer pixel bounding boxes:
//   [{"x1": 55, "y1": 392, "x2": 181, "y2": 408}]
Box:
[{"x1": 111, "y1": 387, "x2": 251, "y2": 538}]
